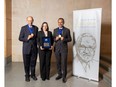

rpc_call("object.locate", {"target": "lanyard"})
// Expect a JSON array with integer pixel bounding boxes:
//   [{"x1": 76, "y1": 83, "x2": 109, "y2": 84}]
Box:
[
  {"x1": 58, "y1": 28, "x2": 63, "y2": 35},
  {"x1": 27, "y1": 25, "x2": 34, "y2": 34}
]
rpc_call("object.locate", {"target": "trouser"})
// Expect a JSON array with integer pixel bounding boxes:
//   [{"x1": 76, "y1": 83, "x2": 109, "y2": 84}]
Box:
[
  {"x1": 39, "y1": 49, "x2": 52, "y2": 79},
  {"x1": 23, "y1": 49, "x2": 37, "y2": 77},
  {"x1": 55, "y1": 50, "x2": 68, "y2": 78}
]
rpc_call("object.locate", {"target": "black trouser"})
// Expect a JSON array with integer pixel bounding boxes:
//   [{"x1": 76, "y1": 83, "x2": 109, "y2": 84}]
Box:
[
  {"x1": 23, "y1": 48, "x2": 37, "y2": 77},
  {"x1": 39, "y1": 49, "x2": 52, "y2": 79},
  {"x1": 55, "y1": 50, "x2": 67, "y2": 78}
]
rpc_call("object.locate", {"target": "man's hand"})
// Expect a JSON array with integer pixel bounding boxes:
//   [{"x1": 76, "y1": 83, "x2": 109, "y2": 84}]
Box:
[
  {"x1": 31, "y1": 33, "x2": 34, "y2": 37},
  {"x1": 61, "y1": 37, "x2": 64, "y2": 41},
  {"x1": 40, "y1": 46, "x2": 44, "y2": 50},
  {"x1": 27, "y1": 35, "x2": 32, "y2": 40},
  {"x1": 55, "y1": 36, "x2": 60, "y2": 41},
  {"x1": 49, "y1": 46, "x2": 53, "y2": 50},
  {"x1": 27, "y1": 34, "x2": 34, "y2": 40}
]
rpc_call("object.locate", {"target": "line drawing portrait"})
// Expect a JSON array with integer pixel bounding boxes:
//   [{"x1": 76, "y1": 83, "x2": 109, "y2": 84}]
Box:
[{"x1": 74, "y1": 33, "x2": 97, "y2": 72}]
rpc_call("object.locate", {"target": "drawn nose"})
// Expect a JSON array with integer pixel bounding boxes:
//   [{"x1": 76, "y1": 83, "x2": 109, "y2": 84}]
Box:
[{"x1": 84, "y1": 48, "x2": 88, "y2": 54}]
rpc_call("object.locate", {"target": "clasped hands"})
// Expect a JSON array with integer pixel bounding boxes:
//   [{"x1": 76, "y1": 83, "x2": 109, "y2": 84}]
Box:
[
  {"x1": 40, "y1": 46, "x2": 53, "y2": 50},
  {"x1": 55, "y1": 35, "x2": 64, "y2": 41}
]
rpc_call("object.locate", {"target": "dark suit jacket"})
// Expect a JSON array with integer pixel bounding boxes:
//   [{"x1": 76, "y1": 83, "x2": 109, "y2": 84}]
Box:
[
  {"x1": 19, "y1": 25, "x2": 38, "y2": 54},
  {"x1": 53, "y1": 26, "x2": 72, "y2": 52},
  {"x1": 38, "y1": 31, "x2": 54, "y2": 48}
]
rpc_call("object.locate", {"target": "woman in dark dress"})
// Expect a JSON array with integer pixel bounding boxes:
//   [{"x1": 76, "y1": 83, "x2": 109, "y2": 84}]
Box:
[{"x1": 38, "y1": 22, "x2": 54, "y2": 81}]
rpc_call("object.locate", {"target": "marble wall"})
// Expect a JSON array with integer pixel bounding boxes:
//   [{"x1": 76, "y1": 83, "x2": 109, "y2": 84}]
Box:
[{"x1": 11, "y1": 0, "x2": 111, "y2": 62}]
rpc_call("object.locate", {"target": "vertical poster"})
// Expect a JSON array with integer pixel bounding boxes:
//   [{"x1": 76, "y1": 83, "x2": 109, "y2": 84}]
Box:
[{"x1": 73, "y1": 8, "x2": 102, "y2": 81}]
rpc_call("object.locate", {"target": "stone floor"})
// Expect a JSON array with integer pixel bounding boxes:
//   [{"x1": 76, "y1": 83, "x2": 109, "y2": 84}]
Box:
[{"x1": 5, "y1": 62, "x2": 110, "y2": 87}]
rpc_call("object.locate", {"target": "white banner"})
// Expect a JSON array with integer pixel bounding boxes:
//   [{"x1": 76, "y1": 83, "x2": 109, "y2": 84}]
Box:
[{"x1": 73, "y1": 8, "x2": 102, "y2": 81}]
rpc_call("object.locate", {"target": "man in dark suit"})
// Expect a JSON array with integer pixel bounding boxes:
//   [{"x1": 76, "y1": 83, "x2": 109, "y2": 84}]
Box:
[
  {"x1": 53, "y1": 18, "x2": 72, "y2": 83},
  {"x1": 19, "y1": 16, "x2": 38, "y2": 82}
]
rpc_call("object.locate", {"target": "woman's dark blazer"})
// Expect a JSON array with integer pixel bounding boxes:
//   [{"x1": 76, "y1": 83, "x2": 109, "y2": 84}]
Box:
[{"x1": 38, "y1": 31, "x2": 54, "y2": 48}]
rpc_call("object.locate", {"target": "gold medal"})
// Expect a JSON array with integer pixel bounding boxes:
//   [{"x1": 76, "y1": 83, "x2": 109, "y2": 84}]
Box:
[
  {"x1": 59, "y1": 35, "x2": 61, "y2": 38},
  {"x1": 31, "y1": 33, "x2": 34, "y2": 36}
]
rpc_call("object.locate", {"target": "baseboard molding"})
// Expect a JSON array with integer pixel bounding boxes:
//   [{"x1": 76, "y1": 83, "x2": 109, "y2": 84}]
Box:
[{"x1": 5, "y1": 56, "x2": 12, "y2": 66}]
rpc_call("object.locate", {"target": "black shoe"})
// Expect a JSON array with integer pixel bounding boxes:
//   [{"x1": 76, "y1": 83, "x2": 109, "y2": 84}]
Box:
[
  {"x1": 46, "y1": 78, "x2": 50, "y2": 80},
  {"x1": 25, "y1": 77, "x2": 30, "y2": 82},
  {"x1": 62, "y1": 78, "x2": 67, "y2": 83},
  {"x1": 31, "y1": 76, "x2": 38, "y2": 81},
  {"x1": 42, "y1": 78, "x2": 46, "y2": 81},
  {"x1": 56, "y1": 75, "x2": 62, "y2": 80}
]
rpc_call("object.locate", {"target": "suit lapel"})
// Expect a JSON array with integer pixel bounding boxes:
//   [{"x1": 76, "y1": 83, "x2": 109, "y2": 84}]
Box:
[
  {"x1": 26, "y1": 25, "x2": 36, "y2": 35},
  {"x1": 56, "y1": 28, "x2": 59, "y2": 36},
  {"x1": 32, "y1": 25, "x2": 36, "y2": 35},
  {"x1": 62, "y1": 27, "x2": 66, "y2": 37},
  {"x1": 26, "y1": 25, "x2": 31, "y2": 35},
  {"x1": 56, "y1": 27, "x2": 66, "y2": 36}
]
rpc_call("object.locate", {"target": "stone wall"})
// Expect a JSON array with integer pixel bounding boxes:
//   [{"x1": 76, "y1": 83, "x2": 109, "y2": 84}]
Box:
[{"x1": 11, "y1": 0, "x2": 111, "y2": 62}]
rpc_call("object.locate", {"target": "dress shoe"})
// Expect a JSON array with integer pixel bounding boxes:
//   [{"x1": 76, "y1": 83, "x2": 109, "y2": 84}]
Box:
[
  {"x1": 46, "y1": 78, "x2": 50, "y2": 80},
  {"x1": 25, "y1": 77, "x2": 30, "y2": 82},
  {"x1": 42, "y1": 78, "x2": 46, "y2": 81},
  {"x1": 55, "y1": 75, "x2": 62, "y2": 80},
  {"x1": 62, "y1": 78, "x2": 67, "y2": 83},
  {"x1": 31, "y1": 76, "x2": 38, "y2": 81}
]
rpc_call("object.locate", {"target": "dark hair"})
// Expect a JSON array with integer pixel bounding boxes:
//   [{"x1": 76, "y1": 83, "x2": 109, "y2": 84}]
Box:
[
  {"x1": 41, "y1": 22, "x2": 49, "y2": 31},
  {"x1": 58, "y1": 18, "x2": 65, "y2": 24}
]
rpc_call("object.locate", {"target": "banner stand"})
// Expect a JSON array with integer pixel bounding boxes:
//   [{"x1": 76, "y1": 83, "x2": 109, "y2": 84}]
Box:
[
  {"x1": 73, "y1": 8, "x2": 102, "y2": 81},
  {"x1": 75, "y1": 75, "x2": 99, "y2": 82}
]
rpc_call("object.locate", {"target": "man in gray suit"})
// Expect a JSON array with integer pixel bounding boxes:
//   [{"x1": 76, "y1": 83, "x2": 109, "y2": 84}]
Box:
[{"x1": 53, "y1": 18, "x2": 72, "y2": 83}]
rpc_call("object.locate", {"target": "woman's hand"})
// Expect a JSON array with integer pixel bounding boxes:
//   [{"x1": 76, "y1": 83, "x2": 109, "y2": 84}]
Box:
[
  {"x1": 40, "y1": 46, "x2": 44, "y2": 50},
  {"x1": 49, "y1": 46, "x2": 53, "y2": 50}
]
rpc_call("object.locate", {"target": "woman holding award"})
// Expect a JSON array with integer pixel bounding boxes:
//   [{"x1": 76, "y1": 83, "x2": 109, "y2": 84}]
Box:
[{"x1": 38, "y1": 22, "x2": 54, "y2": 81}]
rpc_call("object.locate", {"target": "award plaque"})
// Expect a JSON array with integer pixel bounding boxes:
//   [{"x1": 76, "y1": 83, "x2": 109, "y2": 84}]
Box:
[{"x1": 42, "y1": 37, "x2": 51, "y2": 49}]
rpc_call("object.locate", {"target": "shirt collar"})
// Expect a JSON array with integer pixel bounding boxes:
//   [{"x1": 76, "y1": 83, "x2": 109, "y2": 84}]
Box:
[
  {"x1": 58, "y1": 27, "x2": 63, "y2": 30},
  {"x1": 28, "y1": 24, "x2": 32, "y2": 28}
]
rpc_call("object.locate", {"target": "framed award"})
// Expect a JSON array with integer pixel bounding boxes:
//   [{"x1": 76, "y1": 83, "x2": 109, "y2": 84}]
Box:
[{"x1": 42, "y1": 37, "x2": 51, "y2": 49}]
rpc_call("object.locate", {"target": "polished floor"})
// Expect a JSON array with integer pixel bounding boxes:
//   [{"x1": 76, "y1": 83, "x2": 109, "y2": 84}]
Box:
[{"x1": 5, "y1": 62, "x2": 109, "y2": 87}]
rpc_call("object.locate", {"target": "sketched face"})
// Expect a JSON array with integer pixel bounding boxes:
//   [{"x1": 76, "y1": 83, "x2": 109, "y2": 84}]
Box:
[{"x1": 76, "y1": 33, "x2": 96, "y2": 63}]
